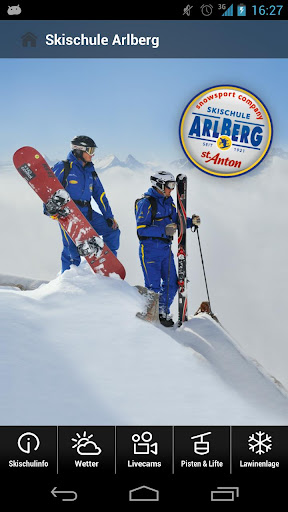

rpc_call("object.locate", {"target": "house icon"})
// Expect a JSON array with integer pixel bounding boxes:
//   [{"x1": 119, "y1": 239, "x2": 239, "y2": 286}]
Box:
[
  {"x1": 129, "y1": 485, "x2": 159, "y2": 502},
  {"x1": 21, "y1": 32, "x2": 37, "y2": 47}
]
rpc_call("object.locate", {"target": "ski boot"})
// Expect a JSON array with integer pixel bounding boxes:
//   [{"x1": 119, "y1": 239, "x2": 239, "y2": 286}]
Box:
[{"x1": 159, "y1": 313, "x2": 174, "y2": 328}]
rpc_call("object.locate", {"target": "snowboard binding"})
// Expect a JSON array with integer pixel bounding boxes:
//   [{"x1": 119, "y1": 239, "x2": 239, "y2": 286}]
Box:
[
  {"x1": 45, "y1": 189, "x2": 71, "y2": 218},
  {"x1": 76, "y1": 236, "x2": 104, "y2": 257}
]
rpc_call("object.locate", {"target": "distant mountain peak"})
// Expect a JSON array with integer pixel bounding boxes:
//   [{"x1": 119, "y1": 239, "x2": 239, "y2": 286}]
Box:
[
  {"x1": 94, "y1": 155, "x2": 124, "y2": 170},
  {"x1": 94, "y1": 153, "x2": 147, "y2": 171},
  {"x1": 125, "y1": 154, "x2": 145, "y2": 169}
]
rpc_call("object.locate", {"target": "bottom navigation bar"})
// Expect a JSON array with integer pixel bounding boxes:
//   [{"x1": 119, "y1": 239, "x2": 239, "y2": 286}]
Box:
[
  {"x1": 0, "y1": 426, "x2": 286, "y2": 475},
  {"x1": 1, "y1": 425, "x2": 286, "y2": 504}
]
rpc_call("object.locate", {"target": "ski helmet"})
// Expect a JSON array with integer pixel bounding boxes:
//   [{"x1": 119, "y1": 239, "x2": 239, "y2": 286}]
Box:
[
  {"x1": 71, "y1": 135, "x2": 97, "y2": 158},
  {"x1": 150, "y1": 171, "x2": 176, "y2": 193}
]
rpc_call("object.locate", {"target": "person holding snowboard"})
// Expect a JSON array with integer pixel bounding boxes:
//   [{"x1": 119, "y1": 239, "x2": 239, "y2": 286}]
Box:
[
  {"x1": 45, "y1": 135, "x2": 120, "y2": 273},
  {"x1": 135, "y1": 171, "x2": 200, "y2": 327}
]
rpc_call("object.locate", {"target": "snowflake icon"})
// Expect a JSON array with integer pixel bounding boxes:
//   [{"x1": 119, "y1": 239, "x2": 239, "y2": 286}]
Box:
[{"x1": 248, "y1": 431, "x2": 272, "y2": 455}]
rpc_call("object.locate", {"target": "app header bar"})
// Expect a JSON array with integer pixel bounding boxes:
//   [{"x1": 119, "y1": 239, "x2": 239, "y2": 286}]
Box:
[{"x1": 0, "y1": 20, "x2": 287, "y2": 58}]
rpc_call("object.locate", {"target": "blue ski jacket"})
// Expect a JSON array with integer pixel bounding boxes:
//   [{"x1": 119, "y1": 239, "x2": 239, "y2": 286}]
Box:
[
  {"x1": 135, "y1": 186, "x2": 192, "y2": 242},
  {"x1": 51, "y1": 151, "x2": 114, "y2": 220}
]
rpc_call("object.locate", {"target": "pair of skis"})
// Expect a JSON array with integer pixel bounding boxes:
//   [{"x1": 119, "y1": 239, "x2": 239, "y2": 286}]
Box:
[{"x1": 176, "y1": 174, "x2": 188, "y2": 327}]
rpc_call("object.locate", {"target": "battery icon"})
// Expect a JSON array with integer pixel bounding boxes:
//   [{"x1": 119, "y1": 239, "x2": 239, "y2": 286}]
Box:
[{"x1": 237, "y1": 3, "x2": 246, "y2": 16}]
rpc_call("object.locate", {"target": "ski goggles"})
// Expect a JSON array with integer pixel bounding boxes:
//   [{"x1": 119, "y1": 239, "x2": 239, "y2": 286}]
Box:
[
  {"x1": 72, "y1": 145, "x2": 96, "y2": 156},
  {"x1": 85, "y1": 146, "x2": 96, "y2": 156},
  {"x1": 165, "y1": 181, "x2": 176, "y2": 190}
]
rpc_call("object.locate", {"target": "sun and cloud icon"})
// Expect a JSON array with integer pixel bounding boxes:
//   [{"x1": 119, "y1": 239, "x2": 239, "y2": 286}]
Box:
[{"x1": 71, "y1": 431, "x2": 102, "y2": 456}]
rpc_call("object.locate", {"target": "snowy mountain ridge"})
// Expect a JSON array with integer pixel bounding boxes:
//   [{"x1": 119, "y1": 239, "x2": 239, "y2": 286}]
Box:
[{"x1": 1, "y1": 265, "x2": 288, "y2": 426}]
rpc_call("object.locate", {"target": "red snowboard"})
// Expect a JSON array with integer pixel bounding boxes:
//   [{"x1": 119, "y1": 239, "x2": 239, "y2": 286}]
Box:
[{"x1": 13, "y1": 146, "x2": 126, "y2": 280}]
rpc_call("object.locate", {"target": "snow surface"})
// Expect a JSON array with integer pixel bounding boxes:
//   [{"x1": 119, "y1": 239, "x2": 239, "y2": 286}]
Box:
[{"x1": 1, "y1": 264, "x2": 288, "y2": 426}]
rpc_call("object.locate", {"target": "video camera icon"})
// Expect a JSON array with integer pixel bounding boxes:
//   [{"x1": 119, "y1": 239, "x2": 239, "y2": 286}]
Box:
[{"x1": 132, "y1": 431, "x2": 158, "y2": 455}]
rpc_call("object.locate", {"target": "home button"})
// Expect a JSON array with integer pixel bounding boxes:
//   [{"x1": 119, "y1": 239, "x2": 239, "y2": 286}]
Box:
[{"x1": 129, "y1": 485, "x2": 159, "y2": 502}]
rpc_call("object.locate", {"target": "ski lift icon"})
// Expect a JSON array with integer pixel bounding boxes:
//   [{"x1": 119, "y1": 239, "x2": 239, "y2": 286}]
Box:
[{"x1": 191, "y1": 431, "x2": 212, "y2": 455}]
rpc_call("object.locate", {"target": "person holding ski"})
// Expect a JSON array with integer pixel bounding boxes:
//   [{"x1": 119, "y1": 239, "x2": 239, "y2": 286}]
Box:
[
  {"x1": 135, "y1": 171, "x2": 200, "y2": 327},
  {"x1": 45, "y1": 135, "x2": 120, "y2": 273}
]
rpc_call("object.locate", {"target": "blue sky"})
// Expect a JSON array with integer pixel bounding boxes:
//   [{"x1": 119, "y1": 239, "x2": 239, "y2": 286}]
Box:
[{"x1": 1, "y1": 58, "x2": 288, "y2": 164}]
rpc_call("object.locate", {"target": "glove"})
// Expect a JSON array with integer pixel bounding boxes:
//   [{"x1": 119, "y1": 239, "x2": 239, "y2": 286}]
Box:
[
  {"x1": 192, "y1": 214, "x2": 201, "y2": 228},
  {"x1": 165, "y1": 222, "x2": 177, "y2": 237},
  {"x1": 51, "y1": 207, "x2": 70, "y2": 219},
  {"x1": 106, "y1": 218, "x2": 119, "y2": 230}
]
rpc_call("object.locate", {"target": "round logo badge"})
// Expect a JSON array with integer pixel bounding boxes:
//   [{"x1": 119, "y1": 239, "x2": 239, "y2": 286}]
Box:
[{"x1": 179, "y1": 85, "x2": 273, "y2": 177}]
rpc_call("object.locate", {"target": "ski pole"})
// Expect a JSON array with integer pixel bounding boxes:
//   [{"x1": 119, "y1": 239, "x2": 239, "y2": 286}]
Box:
[
  {"x1": 165, "y1": 239, "x2": 173, "y2": 319},
  {"x1": 195, "y1": 227, "x2": 214, "y2": 315}
]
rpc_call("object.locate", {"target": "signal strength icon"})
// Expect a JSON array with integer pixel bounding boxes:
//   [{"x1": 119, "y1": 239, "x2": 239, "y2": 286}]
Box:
[{"x1": 222, "y1": 4, "x2": 234, "y2": 16}]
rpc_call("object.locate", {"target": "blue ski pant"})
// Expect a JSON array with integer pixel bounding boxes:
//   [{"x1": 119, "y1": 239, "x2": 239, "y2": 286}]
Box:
[
  {"x1": 139, "y1": 240, "x2": 178, "y2": 315},
  {"x1": 60, "y1": 209, "x2": 120, "y2": 273}
]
